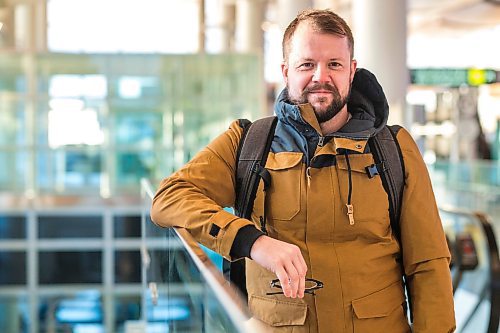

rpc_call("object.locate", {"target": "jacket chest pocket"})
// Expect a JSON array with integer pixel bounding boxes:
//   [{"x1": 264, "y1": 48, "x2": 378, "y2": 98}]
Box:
[
  {"x1": 265, "y1": 152, "x2": 304, "y2": 221},
  {"x1": 336, "y1": 154, "x2": 390, "y2": 224}
]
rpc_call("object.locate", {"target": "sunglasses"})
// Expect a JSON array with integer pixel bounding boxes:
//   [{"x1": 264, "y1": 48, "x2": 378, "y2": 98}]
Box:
[{"x1": 266, "y1": 278, "x2": 324, "y2": 296}]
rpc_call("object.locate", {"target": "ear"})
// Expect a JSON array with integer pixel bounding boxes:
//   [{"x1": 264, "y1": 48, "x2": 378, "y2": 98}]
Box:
[
  {"x1": 350, "y1": 59, "x2": 357, "y2": 83},
  {"x1": 281, "y1": 61, "x2": 289, "y2": 85}
]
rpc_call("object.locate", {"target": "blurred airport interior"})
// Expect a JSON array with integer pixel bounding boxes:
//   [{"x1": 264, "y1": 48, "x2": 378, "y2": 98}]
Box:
[{"x1": 0, "y1": 0, "x2": 499, "y2": 332}]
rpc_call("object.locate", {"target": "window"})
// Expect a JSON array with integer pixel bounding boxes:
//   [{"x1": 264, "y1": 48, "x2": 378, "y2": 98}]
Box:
[{"x1": 47, "y1": 0, "x2": 200, "y2": 53}]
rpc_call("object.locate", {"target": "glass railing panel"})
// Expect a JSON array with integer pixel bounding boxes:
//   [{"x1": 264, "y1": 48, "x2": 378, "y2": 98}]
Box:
[
  {"x1": 431, "y1": 159, "x2": 500, "y2": 187},
  {"x1": 141, "y1": 179, "x2": 252, "y2": 332},
  {"x1": 163, "y1": 230, "x2": 205, "y2": 332},
  {"x1": 430, "y1": 159, "x2": 500, "y2": 243}
]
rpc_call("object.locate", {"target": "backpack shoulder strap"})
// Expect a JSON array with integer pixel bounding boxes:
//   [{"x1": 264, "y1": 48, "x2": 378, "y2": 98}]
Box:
[
  {"x1": 368, "y1": 125, "x2": 405, "y2": 235},
  {"x1": 234, "y1": 116, "x2": 278, "y2": 219},
  {"x1": 369, "y1": 124, "x2": 412, "y2": 320},
  {"x1": 224, "y1": 116, "x2": 277, "y2": 298}
]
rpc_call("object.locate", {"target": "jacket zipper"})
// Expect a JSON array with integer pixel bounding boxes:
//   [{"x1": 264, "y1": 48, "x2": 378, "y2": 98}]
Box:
[
  {"x1": 307, "y1": 134, "x2": 327, "y2": 188},
  {"x1": 306, "y1": 167, "x2": 312, "y2": 187},
  {"x1": 344, "y1": 153, "x2": 355, "y2": 225},
  {"x1": 308, "y1": 135, "x2": 325, "y2": 186}
]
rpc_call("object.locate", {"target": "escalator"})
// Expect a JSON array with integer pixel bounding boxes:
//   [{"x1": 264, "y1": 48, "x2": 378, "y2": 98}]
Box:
[{"x1": 441, "y1": 207, "x2": 500, "y2": 333}]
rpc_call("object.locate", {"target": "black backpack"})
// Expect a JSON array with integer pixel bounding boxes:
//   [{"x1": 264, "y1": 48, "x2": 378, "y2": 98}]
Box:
[{"x1": 224, "y1": 116, "x2": 411, "y2": 320}]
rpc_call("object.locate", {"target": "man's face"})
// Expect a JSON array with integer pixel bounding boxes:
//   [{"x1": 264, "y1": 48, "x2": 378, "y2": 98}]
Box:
[{"x1": 282, "y1": 22, "x2": 357, "y2": 123}]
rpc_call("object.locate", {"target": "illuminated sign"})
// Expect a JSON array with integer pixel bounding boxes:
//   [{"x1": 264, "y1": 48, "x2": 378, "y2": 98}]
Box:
[{"x1": 410, "y1": 68, "x2": 498, "y2": 86}]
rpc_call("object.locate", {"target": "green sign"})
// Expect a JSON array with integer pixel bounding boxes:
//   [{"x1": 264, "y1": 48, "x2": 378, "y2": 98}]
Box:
[{"x1": 410, "y1": 68, "x2": 498, "y2": 86}]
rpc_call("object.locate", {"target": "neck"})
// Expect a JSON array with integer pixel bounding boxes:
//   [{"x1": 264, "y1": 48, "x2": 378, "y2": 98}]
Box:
[{"x1": 319, "y1": 108, "x2": 351, "y2": 135}]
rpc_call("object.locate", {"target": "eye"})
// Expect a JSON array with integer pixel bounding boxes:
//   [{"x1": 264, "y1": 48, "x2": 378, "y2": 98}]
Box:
[
  {"x1": 298, "y1": 62, "x2": 314, "y2": 70},
  {"x1": 328, "y1": 61, "x2": 342, "y2": 68}
]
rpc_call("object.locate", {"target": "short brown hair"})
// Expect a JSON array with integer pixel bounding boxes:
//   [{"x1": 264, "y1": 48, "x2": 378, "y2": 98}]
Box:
[{"x1": 282, "y1": 9, "x2": 354, "y2": 62}]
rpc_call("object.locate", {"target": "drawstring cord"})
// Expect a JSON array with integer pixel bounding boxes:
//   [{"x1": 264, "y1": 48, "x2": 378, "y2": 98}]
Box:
[{"x1": 345, "y1": 152, "x2": 355, "y2": 225}]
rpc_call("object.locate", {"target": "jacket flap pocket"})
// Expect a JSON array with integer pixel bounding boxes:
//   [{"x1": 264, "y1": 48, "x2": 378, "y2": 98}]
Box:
[
  {"x1": 249, "y1": 295, "x2": 307, "y2": 327},
  {"x1": 266, "y1": 152, "x2": 303, "y2": 171},
  {"x1": 352, "y1": 281, "x2": 405, "y2": 319},
  {"x1": 337, "y1": 154, "x2": 374, "y2": 173}
]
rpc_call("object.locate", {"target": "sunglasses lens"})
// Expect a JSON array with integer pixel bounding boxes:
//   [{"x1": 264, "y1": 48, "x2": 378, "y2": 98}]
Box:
[{"x1": 305, "y1": 280, "x2": 318, "y2": 290}]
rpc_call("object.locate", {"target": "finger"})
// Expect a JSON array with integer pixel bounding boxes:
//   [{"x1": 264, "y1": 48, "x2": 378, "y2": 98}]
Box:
[
  {"x1": 283, "y1": 261, "x2": 301, "y2": 298},
  {"x1": 297, "y1": 251, "x2": 308, "y2": 276},
  {"x1": 292, "y1": 250, "x2": 307, "y2": 298},
  {"x1": 274, "y1": 267, "x2": 291, "y2": 297},
  {"x1": 298, "y1": 273, "x2": 306, "y2": 298},
  {"x1": 291, "y1": 255, "x2": 306, "y2": 298}
]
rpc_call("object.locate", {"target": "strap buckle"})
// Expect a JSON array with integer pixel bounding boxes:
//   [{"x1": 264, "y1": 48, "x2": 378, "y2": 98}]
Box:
[{"x1": 365, "y1": 162, "x2": 385, "y2": 178}]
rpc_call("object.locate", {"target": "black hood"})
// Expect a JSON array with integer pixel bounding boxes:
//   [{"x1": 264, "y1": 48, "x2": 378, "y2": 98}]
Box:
[{"x1": 338, "y1": 68, "x2": 389, "y2": 138}]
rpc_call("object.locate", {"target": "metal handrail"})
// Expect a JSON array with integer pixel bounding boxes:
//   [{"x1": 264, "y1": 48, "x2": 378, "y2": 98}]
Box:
[
  {"x1": 472, "y1": 212, "x2": 500, "y2": 333},
  {"x1": 439, "y1": 205, "x2": 500, "y2": 333},
  {"x1": 140, "y1": 178, "x2": 254, "y2": 332}
]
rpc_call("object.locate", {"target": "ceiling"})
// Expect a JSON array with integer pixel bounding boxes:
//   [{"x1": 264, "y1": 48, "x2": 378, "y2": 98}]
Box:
[
  {"x1": 267, "y1": 0, "x2": 500, "y2": 43},
  {"x1": 407, "y1": 0, "x2": 500, "y2": 36}
]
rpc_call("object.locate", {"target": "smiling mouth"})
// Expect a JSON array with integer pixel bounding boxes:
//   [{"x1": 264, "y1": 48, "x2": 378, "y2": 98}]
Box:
[{"x1": 309, "y1": 91, "x2": 333, "y2": 97}]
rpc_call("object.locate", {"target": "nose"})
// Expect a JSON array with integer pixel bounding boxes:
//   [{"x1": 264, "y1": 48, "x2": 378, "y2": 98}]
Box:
[{"x1": 312, "y1": 64, "x2": 331, "y2": 83}]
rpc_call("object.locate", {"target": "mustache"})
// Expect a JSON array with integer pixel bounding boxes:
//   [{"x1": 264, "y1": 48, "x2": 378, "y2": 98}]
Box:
[{"x1": 303, "y1": 83, "x2": 337, "y2": 94}]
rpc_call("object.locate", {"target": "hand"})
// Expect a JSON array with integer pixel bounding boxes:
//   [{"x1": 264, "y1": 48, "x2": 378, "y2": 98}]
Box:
[{"x1": 250, "y1": 235, "x2": 307, "y2": 298}]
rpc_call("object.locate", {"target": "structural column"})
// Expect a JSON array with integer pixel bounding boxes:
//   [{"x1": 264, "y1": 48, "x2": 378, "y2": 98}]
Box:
[
  {"x1": 218, "y1": 1, "x2": 235, "y2": 52},
  {"x1": 0, "y1": 2, "x2": 14, "y2": 49},
  {"x1": 276, "y1": 0, "x2": 312, "y2": 34},
  {"x1": 313, "y1": 0, "x2": 341, "y2": 10},
  {"x1": 6, "y1": 0, "x2": 47, "y2": 52},
  {"x1": 205, "y1": 0, "x2": 235, "y2": 53},
  {"x1": 352, "y1": 0, "x2": 408, "y2": 126},
  {"x1": 33, "y1": 0, "x2": 47, "y2": 52},
  {"x1": 235, "y1": 0, "x2": 266, "y2": 53}
]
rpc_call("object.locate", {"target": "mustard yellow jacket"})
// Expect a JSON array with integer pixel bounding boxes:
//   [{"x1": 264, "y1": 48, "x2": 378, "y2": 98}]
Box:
[{"x1": 151, "y1": 69, "x2": 456, "y2": 333}]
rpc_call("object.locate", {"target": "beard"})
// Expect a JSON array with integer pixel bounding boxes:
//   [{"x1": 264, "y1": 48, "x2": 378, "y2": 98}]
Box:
[{"x1": 289, "y1": 83, "x2": 351, "y2": 124}]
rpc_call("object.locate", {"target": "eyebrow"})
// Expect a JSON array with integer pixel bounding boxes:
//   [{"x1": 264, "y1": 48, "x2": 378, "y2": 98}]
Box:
[
  {"x1": 297, "y1": 56, "x2": 344, "y2": 62},
  {"x1": 295, "y1": 57, "x2": 315, "y2": 63}
]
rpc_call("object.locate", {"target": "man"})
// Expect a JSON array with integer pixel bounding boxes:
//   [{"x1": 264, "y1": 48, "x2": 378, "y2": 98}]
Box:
[{"x1": 151, "y1": 9, "x2": 456, "y2": 333}]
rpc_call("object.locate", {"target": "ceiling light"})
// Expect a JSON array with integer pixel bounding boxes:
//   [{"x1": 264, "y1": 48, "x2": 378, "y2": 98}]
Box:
[{"x1": 0, "y1": 22, "x2": 3, "y2": 31}]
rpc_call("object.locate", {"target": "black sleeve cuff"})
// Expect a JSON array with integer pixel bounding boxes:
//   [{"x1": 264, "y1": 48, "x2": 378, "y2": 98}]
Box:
[{"x1": 230, "y1": 225, "x2": 265, "y2": 259}]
